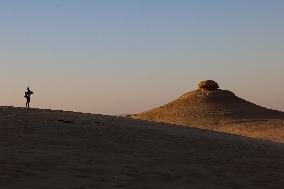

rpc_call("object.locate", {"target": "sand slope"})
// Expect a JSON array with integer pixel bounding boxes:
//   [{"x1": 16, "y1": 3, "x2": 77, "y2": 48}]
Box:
[
  {"x1": 131, "y1": 86, "x2": 284, "y2": 142},
  {"x1": 0, "y1": 107, "x2": 284, "y2": 188}
]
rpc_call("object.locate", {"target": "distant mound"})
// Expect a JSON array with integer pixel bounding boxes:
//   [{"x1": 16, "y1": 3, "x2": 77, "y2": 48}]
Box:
[{"x1": 131, "y1": 80, "x2": 284, "y2": 141}]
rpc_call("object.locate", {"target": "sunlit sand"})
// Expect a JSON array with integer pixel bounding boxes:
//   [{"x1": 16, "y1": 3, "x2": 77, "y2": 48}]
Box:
[{"x1": 131, "y1": 80, "x2": 284, "y2": 143}]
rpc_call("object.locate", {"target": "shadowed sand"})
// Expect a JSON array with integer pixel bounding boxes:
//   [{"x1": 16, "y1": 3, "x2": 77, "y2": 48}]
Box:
[{"x1": 0, "y1": 106, "x2": 284, "y2": 189}]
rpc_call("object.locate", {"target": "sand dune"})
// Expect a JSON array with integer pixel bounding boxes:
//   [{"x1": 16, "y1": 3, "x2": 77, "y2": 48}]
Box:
[
  {"x1": 0, "y1": 106, "x2": 284, "y2": 188},
  {"x1": 131, "y1": 80, "x2": 284, "y2": 142}
]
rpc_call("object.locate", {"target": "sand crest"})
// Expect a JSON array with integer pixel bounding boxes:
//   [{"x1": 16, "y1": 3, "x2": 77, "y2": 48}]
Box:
[{"x1": 0, "y1": 107, "x2": 284, "y2": 188}]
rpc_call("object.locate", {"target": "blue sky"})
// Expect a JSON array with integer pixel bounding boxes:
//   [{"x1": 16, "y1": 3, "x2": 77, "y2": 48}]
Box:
[{"x1": 0, "y1": 0, "x2": 283, "y2": 114}]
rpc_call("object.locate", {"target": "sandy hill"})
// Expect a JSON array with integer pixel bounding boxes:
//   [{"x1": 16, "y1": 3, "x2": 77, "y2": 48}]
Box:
[
  {"x1": 0, "y1": 106, "x2": 284, "y2": 188},
  {"x1": 131, "y1": 80, "x2": 284, "y2": 142}
]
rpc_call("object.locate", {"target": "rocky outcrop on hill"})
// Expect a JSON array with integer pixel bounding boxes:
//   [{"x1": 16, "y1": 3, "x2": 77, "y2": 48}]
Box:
[
  {"x1": 198, "y1": 80, "x2": 219, "y2": 90},
  {"x1": 131, "y1": 80, "x2": 284, "y2": 142}
]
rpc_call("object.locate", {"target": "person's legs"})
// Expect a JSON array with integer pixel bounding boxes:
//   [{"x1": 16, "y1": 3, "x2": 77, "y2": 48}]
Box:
[{"x1": 26, "y1": 98, "x2": 30, "y2": 108}]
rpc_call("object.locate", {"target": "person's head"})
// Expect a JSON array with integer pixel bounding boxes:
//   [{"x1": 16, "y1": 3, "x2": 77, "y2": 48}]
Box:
[{"x1": 27, "y1": 87, "x2": 30, "y2": 90}]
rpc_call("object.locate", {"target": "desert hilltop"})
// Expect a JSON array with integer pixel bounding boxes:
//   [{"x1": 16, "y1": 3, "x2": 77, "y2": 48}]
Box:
[{"x1": 131, "y1": 80, "x2": 284, "y2": 142}]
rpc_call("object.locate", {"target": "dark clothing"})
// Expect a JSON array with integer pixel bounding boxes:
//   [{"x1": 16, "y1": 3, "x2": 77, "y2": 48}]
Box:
[
  {"x1": 25, "y1": 90, "x2": 33, "y2": 98},
  {"x1": 25, "y1": 89, "x2": 33, "y2": 108}
]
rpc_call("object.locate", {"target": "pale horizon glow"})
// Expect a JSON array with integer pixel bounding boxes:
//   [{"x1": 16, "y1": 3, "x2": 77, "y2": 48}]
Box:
[{"x1": 0, "y1": 0, "x2": 283, "y2": 115}]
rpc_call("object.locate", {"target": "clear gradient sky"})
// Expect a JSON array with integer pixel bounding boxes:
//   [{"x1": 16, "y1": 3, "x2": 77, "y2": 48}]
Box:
[{"x1": 0, "y1": 0, "x2": 283, "y2": 114}]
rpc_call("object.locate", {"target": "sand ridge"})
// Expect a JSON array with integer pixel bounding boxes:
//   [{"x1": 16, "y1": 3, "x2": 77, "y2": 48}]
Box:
[{"x1": 0, "y1": 106, "x2": 284, "y2": 188}]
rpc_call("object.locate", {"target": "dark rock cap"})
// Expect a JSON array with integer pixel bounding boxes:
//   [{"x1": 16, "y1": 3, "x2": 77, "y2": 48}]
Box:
[{"x1": 198, "y1": 80, "x2": 219, "y2": 90}]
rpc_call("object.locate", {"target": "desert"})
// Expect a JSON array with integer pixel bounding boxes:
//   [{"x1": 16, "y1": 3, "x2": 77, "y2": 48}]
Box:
[
  {"x1": 1, "y1": 106, "x2": 284, "y2": 188},
  {"x1": 131, "y1": 80, "x2": 284, "y2": 143},
  {"x1": 1, "y1": 1, "x2": 284, "y2": 188}
]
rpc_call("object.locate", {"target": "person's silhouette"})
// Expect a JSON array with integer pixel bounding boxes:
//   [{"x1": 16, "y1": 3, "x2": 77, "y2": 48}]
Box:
[{"x1": 24, "y1": 87, "x2": 33, "y2": 108}]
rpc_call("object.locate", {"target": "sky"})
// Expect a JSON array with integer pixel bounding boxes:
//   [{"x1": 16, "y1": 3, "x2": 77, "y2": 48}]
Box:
[{"x1": 0, "y1": 0, "x2": 283, "y2": 115}]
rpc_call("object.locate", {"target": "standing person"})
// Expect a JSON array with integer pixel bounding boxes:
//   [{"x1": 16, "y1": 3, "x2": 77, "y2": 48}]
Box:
[{"x1": 24, "y1": 87, "x2": 33, "y2": 108}]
